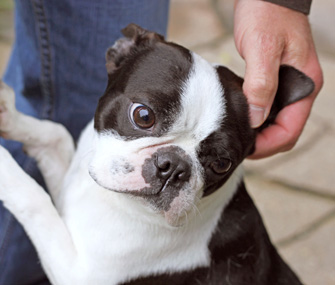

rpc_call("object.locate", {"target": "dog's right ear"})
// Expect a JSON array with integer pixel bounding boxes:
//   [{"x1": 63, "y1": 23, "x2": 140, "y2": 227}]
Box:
[{"x1": 106, "y1": 23, "x2": 165, "y2": 74}]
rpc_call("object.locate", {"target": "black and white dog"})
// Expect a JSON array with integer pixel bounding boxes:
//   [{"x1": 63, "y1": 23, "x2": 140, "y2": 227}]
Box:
[{"x1": 0, "y1": 24, "x2": 313, "y2": 284}]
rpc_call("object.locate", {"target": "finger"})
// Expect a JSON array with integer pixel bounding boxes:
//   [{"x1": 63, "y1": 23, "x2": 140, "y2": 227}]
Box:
[
  {"x1": 248, "y1": 96, "x2": 313, "y2": 159},
  {"x1": 242, "y1": 33, "x2": 283, "y2": 128},
  {"x1": 249, "y1": 50, "x2": 323, "y2": 159}
]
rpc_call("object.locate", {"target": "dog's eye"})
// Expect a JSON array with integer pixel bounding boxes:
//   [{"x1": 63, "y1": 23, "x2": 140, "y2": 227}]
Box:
[
  {"x1": 210, "y1": 158, "x2": 232, "y2": 174},
  {"x1": 130, "y1": 103, "x2": 155, "y2": 129}
]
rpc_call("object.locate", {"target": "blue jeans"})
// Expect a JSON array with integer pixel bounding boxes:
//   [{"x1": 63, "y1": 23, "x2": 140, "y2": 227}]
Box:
[{"x1": 0, "y1": 0, "x2": 169, "y2": 284}]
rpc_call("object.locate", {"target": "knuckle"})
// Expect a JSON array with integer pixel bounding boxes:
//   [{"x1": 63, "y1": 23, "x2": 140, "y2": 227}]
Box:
[
  {"x1": 314, "y1": 65, "x2": 324, "y2": 90},
  {"x1": 247, "y1": 76, "x2": 277, "y2": 101},
  {"x1": 257, "y1": 33, "x2": 284, "y2": 56},
  {"x1": 282, "y1": 141, "x2": 296, "y2": 152},
  {"x1": 281, "y1": 134, "x2": 299, "y2": 152}
]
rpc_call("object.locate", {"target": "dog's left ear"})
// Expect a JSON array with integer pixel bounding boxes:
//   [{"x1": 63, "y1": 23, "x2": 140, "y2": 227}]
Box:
[
  {"x1": 257, "y1": 65, "x2": 315, "y2": 131},
  {"x1": 217, "y1": 65, "x2": 315, "y2": 131},
  {"x1": 216, "y1": 65, "x2": 314, "y2": 157},
  {"x1": 105, "y1": 23, "x2": 164, "y2": 74}
]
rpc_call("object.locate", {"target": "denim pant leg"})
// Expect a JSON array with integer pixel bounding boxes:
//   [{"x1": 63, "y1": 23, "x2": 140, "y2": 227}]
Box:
[{"x1": 0, "y1": 0, "x2": 169, "y2": 284}]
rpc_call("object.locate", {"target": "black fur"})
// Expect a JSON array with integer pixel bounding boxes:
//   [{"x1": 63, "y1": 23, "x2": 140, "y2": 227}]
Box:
[
  {"x1": 94, "y1": 25, "x2": 193, "y2": 138},
  {"x1": 200, "y1": 65, "x2": 314, "y2": 197}
]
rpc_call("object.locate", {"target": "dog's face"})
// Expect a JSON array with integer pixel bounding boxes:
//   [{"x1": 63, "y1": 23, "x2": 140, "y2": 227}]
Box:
[{"x1": 89, "y1": 24, "x2": 314, "y2": 226}]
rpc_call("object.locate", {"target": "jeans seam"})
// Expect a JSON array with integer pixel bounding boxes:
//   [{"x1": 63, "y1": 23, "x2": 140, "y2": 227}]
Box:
[{"x1": 32, "y1": 0, "x2": 55, "y2": 121}]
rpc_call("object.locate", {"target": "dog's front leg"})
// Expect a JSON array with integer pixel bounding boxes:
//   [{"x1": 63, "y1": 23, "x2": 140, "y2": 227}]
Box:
[
  {"x1": 0, "y1": 80, "x2": 75, "y2": 202},
  {"x1": 0, "y1": 145, "x2": 78, "y2": 284}
]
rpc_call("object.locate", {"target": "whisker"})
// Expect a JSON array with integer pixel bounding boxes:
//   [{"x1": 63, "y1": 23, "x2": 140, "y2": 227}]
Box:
[
  {"x1": 187, "y1": 198, "x2": 202, "y2": 221},
  {"x1": 183, "y1": 209, "x2": 189, "y2": 225}
]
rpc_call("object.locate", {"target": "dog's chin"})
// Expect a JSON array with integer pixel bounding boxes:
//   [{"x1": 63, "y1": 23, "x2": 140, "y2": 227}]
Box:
[
  {"x1": 163, "y1": 209, "x2": 189, "y2": 227},
  {"x1": 160, "y1": 190, "x2": 199, "y2": 228}
]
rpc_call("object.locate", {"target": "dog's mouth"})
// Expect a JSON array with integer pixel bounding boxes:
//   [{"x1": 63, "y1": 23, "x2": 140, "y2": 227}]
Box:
[
  {"x1": 89, "y1": 168, "x2": 201, "y2": 227},
  {"x1": 158, "y1": 178, "x2": 172, "y2": 194},
  {"x1": 88, "y1": 143, "x2": 203, "y2": 226}
]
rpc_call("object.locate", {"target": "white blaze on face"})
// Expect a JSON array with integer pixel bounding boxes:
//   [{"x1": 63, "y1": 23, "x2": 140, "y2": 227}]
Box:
[
  {"x1": 160, "y1": 53, "x2": 226, "y2": 225},
  {"x1": 170, "y1": 52, "x2": 226, "y2": 142}
]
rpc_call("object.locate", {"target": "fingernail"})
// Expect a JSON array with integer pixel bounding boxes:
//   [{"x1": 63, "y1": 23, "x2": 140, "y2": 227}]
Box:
[{"x1": 249, "y1": 104, "x2": 266, "y2": 128}]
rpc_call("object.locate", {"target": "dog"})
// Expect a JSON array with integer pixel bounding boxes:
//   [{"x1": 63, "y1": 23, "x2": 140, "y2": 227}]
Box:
[{"x1": 0, "y1": 24, "x2": 314, "y2": 284}]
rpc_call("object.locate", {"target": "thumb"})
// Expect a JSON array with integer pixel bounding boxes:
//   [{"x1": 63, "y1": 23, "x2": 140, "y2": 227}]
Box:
[{"x1": 242, "y1": 38, "x2": 282, "y2": 128}]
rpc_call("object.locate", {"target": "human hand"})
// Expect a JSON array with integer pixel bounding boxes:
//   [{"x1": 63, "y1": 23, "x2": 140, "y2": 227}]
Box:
[{"x1": 234, "y1": 0, "x2": 323, "y2": 159}]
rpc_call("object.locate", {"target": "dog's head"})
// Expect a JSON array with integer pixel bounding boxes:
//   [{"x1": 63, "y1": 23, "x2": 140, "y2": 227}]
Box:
[{"x1": 89, "y1": 24, "x2": 314, "y2": 226}]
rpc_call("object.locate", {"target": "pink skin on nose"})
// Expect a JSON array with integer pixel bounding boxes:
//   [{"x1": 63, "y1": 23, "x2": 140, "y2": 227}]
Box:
[{"x1": 104, "y1": 144, "x2": 171, "y2": 192}]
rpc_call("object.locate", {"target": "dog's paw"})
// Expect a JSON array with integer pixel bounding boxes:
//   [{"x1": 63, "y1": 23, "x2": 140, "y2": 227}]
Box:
[{"x1": 0, "y1": 80, "x2": 17, "y2": 138}]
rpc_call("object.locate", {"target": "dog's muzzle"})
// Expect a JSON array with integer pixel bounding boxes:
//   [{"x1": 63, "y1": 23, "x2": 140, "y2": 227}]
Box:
[{"x1": 141, "y1": 146, "x2": 192, "y2": 196}]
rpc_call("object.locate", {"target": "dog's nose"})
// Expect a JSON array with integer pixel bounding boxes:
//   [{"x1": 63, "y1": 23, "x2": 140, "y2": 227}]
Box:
[
  {"x1": 141, "y1": 146, "x2": 193, "y2": 196},
  {"x1": 155, "y1": 152, "x2": 191, "y2": 183}
]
